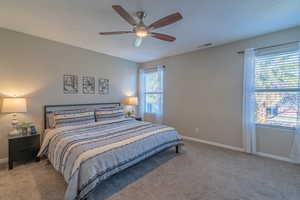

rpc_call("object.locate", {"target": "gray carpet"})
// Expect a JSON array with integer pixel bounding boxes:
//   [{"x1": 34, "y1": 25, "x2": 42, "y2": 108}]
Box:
[{"x1": 0, "y1": 140, "x2": 300, "y2": 200}]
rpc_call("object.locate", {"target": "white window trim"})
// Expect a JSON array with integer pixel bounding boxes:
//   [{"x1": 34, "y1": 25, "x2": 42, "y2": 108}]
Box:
[
  {"x1": 255, "y1": 123, "x2": 296, "y2": 131},
  {"x1": 143, "y1": 71, "x2": 163, "y2": 114},
  {"x1": 139, "y1": 65, "x2": 165, "y2": 123}
]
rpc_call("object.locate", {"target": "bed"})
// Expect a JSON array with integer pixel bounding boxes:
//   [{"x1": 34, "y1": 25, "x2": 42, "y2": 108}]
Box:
[{"x1": 38, "y1": 103, "x2": 183, "y2": 200}]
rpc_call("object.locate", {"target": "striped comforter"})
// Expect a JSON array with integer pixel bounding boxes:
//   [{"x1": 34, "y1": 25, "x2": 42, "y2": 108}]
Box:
[{"x1": 38, "y1": 118, "x2": 182, "y2": 200}]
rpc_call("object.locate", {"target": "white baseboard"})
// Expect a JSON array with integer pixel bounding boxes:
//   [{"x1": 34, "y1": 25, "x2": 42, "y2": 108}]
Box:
[
  {"x1": 255, "y1": 152, "x2": 295, "y2": 163},
  {"x1": 0, "y1": 158, "x2": 8, "y2": 164},
  {"x1": 182, "y1": 136, "x2": 297, "y2": 164},
  {"x1": 183, "y1": 136, "x2": 245, "y2": 152}
]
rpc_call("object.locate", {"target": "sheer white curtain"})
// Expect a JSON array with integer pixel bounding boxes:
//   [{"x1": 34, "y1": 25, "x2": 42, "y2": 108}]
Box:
[
  {"x1": 139, "y1": 68, "x2": 146, "y2": 119},
  {"x1": 242, "y1": 48, "x2": 256, "y2": 153},
  {"x1": 290, "y1": 42, "x2": 300, "y2": 163},
  {"x1": 139, "y1": 65, "x2": 164, "y2": 124},
  {"x1": 155, "y1": 65, "x2": 164, "y2": 124}
]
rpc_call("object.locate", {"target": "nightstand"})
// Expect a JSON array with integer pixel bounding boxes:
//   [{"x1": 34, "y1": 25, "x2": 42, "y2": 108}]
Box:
[
  {"x1": 8, "y1": 133, "x2": 40, "y2": 170},
  {"x1": 134, "y1": 117, "x2": 142, "y2": 121}
]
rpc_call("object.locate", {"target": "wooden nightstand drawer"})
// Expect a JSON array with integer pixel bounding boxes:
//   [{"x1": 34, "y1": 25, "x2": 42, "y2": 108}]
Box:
[
  {"x1": 10, "y1": 137, "x2": 39, "y2": 148},
  {"x1": 13, "y1": 147, "x2": 38, "y2": 162},
  {"x1": 134, "y1": 117, "x2": 142, "y2": 121},
  {"x1": 8, "y1": 133, "x2": 40, "y2": 170}
]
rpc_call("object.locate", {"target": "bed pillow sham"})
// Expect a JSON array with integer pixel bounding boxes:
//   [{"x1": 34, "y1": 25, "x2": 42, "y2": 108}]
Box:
[
  {"x1": 46, "y1": 112, "x2": 55, "y2": 129},
  {"x1": 95, "y1": 106, "x2": 125, "y2": 122},
  {"x1": 53, "y1": 109, "x2": 95, "y2": 128}
]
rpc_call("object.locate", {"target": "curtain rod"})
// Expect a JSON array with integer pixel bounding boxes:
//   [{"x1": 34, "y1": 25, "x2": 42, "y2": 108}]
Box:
[
  {"x1": 141, "y1": 65, "x2": 166, "y2": 70},
  {"x1": 237, "y1": 40, "x2": 299, "y2": 54}
]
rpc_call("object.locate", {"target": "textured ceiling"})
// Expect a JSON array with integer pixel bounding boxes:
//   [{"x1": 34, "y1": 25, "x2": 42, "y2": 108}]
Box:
[{"x1": 0, "y1": 0, "x2": 300, "y2": 62}]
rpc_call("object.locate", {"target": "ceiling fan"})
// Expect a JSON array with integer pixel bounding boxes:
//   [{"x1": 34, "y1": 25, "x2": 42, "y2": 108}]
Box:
[{"x1": 99, "y1": 5, "x2": 183, "y2": 47}]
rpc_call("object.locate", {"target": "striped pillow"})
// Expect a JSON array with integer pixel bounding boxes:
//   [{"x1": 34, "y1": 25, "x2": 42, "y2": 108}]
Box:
[
  {"x1": 54, "y1": 109, "x2": 95, "y2": 128},
  {"x1": 95, "y1": 106, "x2": 125, "y2": 122}
]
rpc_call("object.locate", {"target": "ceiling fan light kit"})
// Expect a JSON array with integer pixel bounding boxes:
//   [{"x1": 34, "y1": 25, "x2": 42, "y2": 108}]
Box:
[
  {"x1": 99, "y1": 5, "x2": 183, "y2": 47},
  {"x1": 135, "y1": 25, "x2": 148, "y2": 38},
  {"x1": 134, "y1": 37, "x2": 143, "y2": 47}
]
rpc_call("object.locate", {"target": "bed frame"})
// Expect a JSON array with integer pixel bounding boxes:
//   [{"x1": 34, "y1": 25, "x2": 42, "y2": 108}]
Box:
[{"x1": 43, "y1": 102, "x2": 182, "y2": 153}]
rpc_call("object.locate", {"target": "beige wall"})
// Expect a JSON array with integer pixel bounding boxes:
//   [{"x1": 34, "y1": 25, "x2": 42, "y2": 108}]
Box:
[
  {"x1": 256, "y1": 126, "x2": 294, "y2": 158},
  {"x1": 1, "y1": 26, "x2": 299, "y2": 160},
  {"x1": 0, "y1": 28, "x2": 138, "y2": 159},
  {"x1": 141, "y1": 26, "x2": 300, "y2": 158}
]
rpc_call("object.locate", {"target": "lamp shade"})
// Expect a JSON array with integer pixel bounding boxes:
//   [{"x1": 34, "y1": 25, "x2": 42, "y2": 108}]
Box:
[
  {"x1": 1, "y1": 98, "x2": 27, "y2": 113},
  {"x1": 123, "y1": 96, "x2": 138, "y2": 106}
]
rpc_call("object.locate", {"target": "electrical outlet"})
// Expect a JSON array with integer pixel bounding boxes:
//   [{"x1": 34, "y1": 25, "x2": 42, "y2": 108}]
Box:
[{"x1": 195, "y1": 128, "x2": 199, "y2": 133}]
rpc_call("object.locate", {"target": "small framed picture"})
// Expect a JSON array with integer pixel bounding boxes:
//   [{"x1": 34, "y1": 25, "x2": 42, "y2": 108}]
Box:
[
  {"x1": 82, "y1": 76, "x2": 95, "y2": 94},
  {"x1": 98, "y1": 78, "x2": 109, "y2": 95},
  {"x1": 63, "y1": 75, "x2": 78, "y2": 94}
]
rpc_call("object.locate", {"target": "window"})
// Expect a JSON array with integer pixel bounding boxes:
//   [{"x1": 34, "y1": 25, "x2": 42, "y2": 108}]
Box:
[
  {"x1": 144, "y1": 70, "x2": 163, "y2": 114},
  {"x1": 255, "y1": 50, "x2": 300, "y2": 128}
]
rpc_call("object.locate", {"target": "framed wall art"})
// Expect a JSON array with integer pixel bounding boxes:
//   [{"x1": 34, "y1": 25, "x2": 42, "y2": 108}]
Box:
[
  {"x1": 98, "y1": 78, "x2": 109, "y2": 95},
  {"x1": 82, "y1": 76, "x2": 95, "y2": 94},
  {"x1": 63, "y1": 75, "x2": 78, "y2": 94}
]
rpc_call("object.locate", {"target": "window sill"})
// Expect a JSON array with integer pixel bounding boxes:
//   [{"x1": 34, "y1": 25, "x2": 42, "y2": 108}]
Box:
[{"x1": 256, "y1": 123, "x2": 295, "y2": 131}]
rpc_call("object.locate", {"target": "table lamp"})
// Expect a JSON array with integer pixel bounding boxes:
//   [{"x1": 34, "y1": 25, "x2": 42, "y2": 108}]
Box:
[
  {"x1": 122, "y1": 96, "x2": 138, "y2": 117},
  {"x1": 1, "y1": 98, "x2": 27, "y2": 135}
]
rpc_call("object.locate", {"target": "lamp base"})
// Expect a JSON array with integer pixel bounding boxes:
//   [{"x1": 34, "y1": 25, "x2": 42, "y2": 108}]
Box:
[
  {"x1": 9, "y1": 129, "x2": 20, "y2": 136},
  {"x1": 9, "y1": 113, "x2": 20, "y2": 136}
]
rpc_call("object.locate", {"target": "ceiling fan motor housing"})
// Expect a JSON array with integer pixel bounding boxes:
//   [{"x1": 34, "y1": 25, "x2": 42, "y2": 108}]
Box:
[{"x1": 136, "y1": 11, "x2": 147, "y2": 21}]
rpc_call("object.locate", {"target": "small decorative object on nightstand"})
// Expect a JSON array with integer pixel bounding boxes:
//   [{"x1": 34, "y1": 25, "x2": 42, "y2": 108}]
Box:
[
  {"x1": 8, "y1": 133, "x2": 40, "y2": 170},
  {"x1": 16, "y1": 122, "x2": 34, "y2": 135}
]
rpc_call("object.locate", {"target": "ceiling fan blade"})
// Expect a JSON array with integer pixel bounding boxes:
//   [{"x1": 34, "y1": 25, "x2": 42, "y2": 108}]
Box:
[
  {"x1": 99, "y1": 31, "x2": 133, "y2": 35},
  {"x1": 134, "y1": 37, "x2": 143, "y2": 47},
  {"x1": 151, "y1": 33, "x2": 176, "y2": 42},
  {"x1": 147, "y1": 12, "x2": 183, "y2": 30},
  {"x1": 112, "y1": 5, "x2": 137, "y2": 26}
]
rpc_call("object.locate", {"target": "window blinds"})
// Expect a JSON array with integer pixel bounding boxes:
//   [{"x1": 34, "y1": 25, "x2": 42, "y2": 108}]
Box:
[
  {"x1": 255, "y1": 44, "x2": 300, "y2": 127},
  {"x1": 255, "y1": 51, "x2": 299, "y2": 90}
]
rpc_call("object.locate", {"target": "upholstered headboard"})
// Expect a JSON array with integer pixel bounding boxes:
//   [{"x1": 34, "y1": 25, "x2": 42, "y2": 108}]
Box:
[{"x1": 43, "y1": 102, "x2": 121, "y2": 129}]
